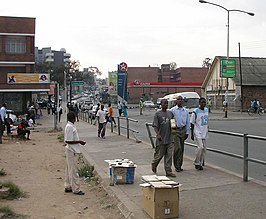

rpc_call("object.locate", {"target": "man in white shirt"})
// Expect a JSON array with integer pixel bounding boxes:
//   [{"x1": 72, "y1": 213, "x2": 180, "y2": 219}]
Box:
[
  {"x1": 64, "y1": 111, "x2": 86, "y2": 195},
  {"x1": 0, "y1": 103, "x2": 11, "y2": 135},
  {"x1": 96, "y1": 105, "x2": 107, "y2": 139},
  {"x1": 190, "y1": 97, "x2": 209, "y2": 170}
]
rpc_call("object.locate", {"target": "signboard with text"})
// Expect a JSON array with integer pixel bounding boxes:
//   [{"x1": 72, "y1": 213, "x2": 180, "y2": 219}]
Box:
[
  {"x1": 117, "y1": 62, "x2": 128, "y2": 102},
  {"x1": 108, "y1": 71, "x2": 117, "y2": 96},
  {"x1": 7, "y1": 73, "x2": 50, "y2": 84},
  {"x1": 221, "y1": 59, "x2": 236, "y2": 78}
]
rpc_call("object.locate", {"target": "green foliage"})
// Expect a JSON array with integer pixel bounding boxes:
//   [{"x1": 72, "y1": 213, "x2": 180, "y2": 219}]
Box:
[
  {"x1": 78, "y1": 156, "x2": 94, "y2": 179},
  {"x1": 0, "y1": 168, "x2": 6, "y2": 176},
  {"x1": 1, "y1": 181, "x2": 26, "y2": 200},
  {"x1": 0, "y1": 206, "x2": 27, "y2": 219},
  {"x1": 57, "y1": 133, "x2": 64, "y2": 143}
]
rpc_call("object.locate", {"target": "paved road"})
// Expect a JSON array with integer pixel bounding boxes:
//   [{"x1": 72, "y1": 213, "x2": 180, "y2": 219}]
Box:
[{"x1": 117, "y1": 107, "x2": 266, "y2": 182}]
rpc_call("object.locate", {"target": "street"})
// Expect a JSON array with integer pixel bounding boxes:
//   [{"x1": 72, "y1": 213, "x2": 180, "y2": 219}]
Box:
[{"x1": 117, "y1": 107, "x2": 266, "y2": 182}]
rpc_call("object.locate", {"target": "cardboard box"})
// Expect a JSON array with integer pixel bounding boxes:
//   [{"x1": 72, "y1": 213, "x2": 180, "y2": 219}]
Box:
[
  {"x1": 142, "y1": 186, "x2": 179, "y2": 219},
  {"x1": 111, "y1": 166, "x2": 136, "y2": 184}
]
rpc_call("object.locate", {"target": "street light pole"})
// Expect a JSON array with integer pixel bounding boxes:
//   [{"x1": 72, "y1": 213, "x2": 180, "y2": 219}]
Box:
[{"x1": 199, "y1": 0, "x2": 254, "y2": 118}]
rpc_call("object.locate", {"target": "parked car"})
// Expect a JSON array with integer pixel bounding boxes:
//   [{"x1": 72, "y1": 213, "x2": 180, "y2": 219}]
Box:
[
  {"x1": 6, "y1": 109, "x2": 17, "y2": 123},
  {"x1": 143, "y1": 100, "x2": 155, "y2": 108}
]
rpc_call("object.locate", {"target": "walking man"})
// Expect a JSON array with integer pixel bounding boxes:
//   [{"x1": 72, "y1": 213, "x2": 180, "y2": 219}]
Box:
[
  {"x1": 190, "y1": 97, "x2": 209, "y2": 170},
  {"x1": 107, "y1": 103, "x2": 117, "y2": 127},
  {"x1": 170, "y1": 96, "x2": 190, "y2": 172},
  {"x1": 151, "y1": 99, "x2": 176, "y2": 177},
  {"x1": 96, "y1": 105, "x2": 107, "y2": 139},
  {"x1": 64, "y1": 111, "x2": 86, "y2": 195},
  {"x1": 139, "y1": 98, "x2": 144, "y2": 115},
  {"x1": 117, "y1": 101, "x2": 122, "y2": 117}
]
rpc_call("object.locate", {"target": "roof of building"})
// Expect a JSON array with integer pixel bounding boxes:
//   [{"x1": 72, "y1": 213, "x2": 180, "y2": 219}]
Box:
[{"x1": 203, "y1": 56, "x2": 266, "y2": 87}]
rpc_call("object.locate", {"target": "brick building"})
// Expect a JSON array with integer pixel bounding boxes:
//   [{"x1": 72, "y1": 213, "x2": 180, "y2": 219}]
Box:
[
  {"x1": 127, "y1": 65, "x2": 208, "y2": 103},
  {"x1": 0, "y1": 16, "x2": 50, "y2": 114}
]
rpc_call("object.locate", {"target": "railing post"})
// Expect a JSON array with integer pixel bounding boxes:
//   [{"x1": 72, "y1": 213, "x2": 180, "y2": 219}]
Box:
[
  {"x1": 126, "y1": 117, "x2": 129, "y2": 139},
  {"x1": 146, "y1": 123, "x2": 155, "y2": 148},
  {"x1": 243, "y1": 133, "x2": 249, "y2": 182},
  {"x1": 117, "y1": 117, "x2": 121, "y2": 135},
  {"x1": 110, "y1": 120, "x2": 113, "y2": 133}
]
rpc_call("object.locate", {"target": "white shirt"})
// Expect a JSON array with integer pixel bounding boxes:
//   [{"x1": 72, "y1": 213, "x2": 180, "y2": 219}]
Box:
[
  {"x1": 64, "y1": 121, "x2": 81, "y2": 153},
  {"x1": 96, "y1": 109, "x2": 106, "y2": 123},
  {"x1": 190, "y1": 107, "x2": 209, "y2": 139},
  {"x1": 0, "y1": 106, "x2": 6, "y2": 122}
]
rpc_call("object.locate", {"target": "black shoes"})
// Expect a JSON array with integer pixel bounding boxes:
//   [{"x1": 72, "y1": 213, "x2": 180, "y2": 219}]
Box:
[
  {"x1": 151, "y1": 164, "x2": 157, "y2": 174},
  {"x1": 74, "y1": 191, "x2": 85, "y2": 195},
  {"x1": 175, "y1": 168, "x2": 183, "y2": 172},
  {"x1": 64, "y1": 188, "x2": 72, "y2": 193},
  {"x1": 166, "y1": 173, "x2": 176, "y2": 177},
  {"x1": 195, "y1": 165, "x2": 203, "y2": 170}
]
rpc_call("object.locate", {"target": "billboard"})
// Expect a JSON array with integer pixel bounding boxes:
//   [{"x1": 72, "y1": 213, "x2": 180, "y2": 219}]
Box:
[
  {"x1": 221, "y1": 59, "x2": 236, "y2": 78},
  {"x1": 117, "y1": 62, "x2": 128, "y2": 102},
  {"x1": 108, "y1": 71, "x2": 117, "y2": 96},
  {"x1": 7, "y1": 73, "x2": 50, "y2": 84}
]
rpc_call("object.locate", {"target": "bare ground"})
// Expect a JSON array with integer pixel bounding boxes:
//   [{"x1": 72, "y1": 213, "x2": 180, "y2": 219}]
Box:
[{"x1": 0, "y1": 128, "x2": 125, "y2": 219}]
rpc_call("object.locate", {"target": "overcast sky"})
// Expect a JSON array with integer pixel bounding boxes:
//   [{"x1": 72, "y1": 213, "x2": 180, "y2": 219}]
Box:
[{"x1": 2, "y1": 0, "x2": 266, "y2": 78}]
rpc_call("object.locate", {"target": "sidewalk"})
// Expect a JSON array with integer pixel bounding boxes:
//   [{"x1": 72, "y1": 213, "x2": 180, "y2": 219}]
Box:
[{"x1": 38, "y1": 112, "x2": 266, "y2": 219}]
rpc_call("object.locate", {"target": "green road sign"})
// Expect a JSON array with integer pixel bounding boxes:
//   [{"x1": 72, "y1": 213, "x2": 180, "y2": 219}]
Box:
[
  {"x1": 221, "y1": 59, "x2": 236, "y2": 78},
  {"x1": 72, "y1": 81, "x2": 85, "y2": 86}
]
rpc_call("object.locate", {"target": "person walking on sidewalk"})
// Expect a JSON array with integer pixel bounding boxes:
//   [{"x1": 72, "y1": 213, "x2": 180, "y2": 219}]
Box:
[
  {"x1": 64, "y1": 111, "x2": 86, "y2": 195},
  {"x1": 107, "y1": 103, "x2": 117, "y2": 127},
  {"x1": 151, "y1": 99, "x2": 176, "y2": 177},
  {"x1": 117, "y1": 101, "x2": 122, "y2": 117},
  {"x1": 170, "y1": 96, "x2": 190, "y2": 172},
  {"x1": 190, "y1": 97, "x2": 209, "y2": 171},
  {"x1": 96, "y1": 105, "x2": 107, "y2": 139}
]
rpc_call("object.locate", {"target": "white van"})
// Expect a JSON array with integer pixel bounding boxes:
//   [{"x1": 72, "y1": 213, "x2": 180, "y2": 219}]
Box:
[{"x1": 163, "y1": 92, "x2": 200, "y2": 113}]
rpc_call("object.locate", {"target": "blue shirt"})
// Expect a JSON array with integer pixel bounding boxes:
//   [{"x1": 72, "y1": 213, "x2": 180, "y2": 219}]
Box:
[{"x1": 170, "y1": 106, "x2": 190, "y2": 134}]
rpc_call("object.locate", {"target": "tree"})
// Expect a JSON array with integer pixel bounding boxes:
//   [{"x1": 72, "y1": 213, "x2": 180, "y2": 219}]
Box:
[{"x1": 202, "y1": 58, "x2": 212, "y2": 69}]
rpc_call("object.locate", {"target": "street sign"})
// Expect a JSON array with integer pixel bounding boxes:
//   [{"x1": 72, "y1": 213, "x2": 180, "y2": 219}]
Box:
[
  {"x1": 221, "y1": 59, "x2": 236, "y2": 78},
  {"x1": 71, "y1": 81, "x2": 85, "y2": 86}
]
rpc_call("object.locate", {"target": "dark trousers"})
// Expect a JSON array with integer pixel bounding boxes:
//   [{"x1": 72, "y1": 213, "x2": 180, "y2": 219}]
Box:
[
  {"x1": 98, "y1": 123, "x2": 106, "y2": 137},
  {"x1": 1, "y1": 119, "x2": 11, "y2": 135},
  {"x1": 173, "y1": 127, "x2": 187, "y2": 170}
]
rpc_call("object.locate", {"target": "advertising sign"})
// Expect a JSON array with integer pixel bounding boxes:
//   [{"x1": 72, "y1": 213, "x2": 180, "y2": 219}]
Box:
[
  {"x1": 108, "y1": 71, "x2": 117, "y2": 96},
  {"x1": 117, "y1": 62, "x2": 128, "y2": 102},
  {"x1": 221, "y1": 59, "x2": 236, "y2": 78},
  {"x1": 7, "y1": 73, "x2": 50, "y2": 84}
]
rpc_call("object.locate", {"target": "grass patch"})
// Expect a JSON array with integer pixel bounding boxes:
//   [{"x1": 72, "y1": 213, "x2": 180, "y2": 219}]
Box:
[
  {"x1": 0, "y1": 168, "x2": 6, "y2": 176},
  {"x1": 57, "y1": 133, "x2": 64, "y2": 142},
  {"x1": 1, "y1": 181, "x2": 26, "y2": 200},
  {"x1": 0, "y1": 206, "x2": 27, "y2": 219},
  {"x1": 78, "y1": 156, "x2": 94, "y2": 179}
]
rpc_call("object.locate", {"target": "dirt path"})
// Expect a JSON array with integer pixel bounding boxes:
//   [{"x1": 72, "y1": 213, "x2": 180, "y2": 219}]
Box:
[{"x1": 0, "y1": 129, "x2": 125, "y2": 219}]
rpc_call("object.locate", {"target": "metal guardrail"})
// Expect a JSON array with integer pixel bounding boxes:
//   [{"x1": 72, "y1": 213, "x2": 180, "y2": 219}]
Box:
[
  {"x1": 79, "y1": 111, "x2": 140, "y2": 141},
  {"x1": 145, "y1": 122, "x2": 266, "y2": 182}
]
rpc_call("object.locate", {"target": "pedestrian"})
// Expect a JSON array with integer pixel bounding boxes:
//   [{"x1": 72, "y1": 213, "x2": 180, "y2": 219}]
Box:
[
  {"x1": 96, "y1": 105, "x2": 107, "y2": 139},
  {"x1": 207, "y1": 98, "x2": 212, "y2": 113},
  {"x1": 57, "y1": 104, "x2": 63, "y2": 122},
  {"x1": 0, "y1": 103, "x2": 11, "y2": 135},
  {"x1": 139, "y1": 98, "x2": 144, "y2": 115},
  {"x1": 122, "y1": 102, "x2": 128, "y2": 117},
  {"x1": 17, "y1": 119, "x2": 31, "y2": 140},
  {"x1": 64, "y1": 111, "x2": 86, "y2": 195},
  {"x1": 170, "y1": 96, "x2": 190, "y2": 172},
  {"x1": 74, "y1": 103, "x2": 79, "y2": 122},
  {"x1": 190, "y1": 97, "x2": 209, "y2": 170},
  {"x1": 117, "y1": 101, "x2": 122, "y2": 117},
  {"x1": 93, "y1": 103, "x2": 100, "y2": 125},
  {"x1": 151, "y1": 99, "x2": 176, "y2": 177},
  {"x1": 107, "y1": 103, "x2": 117, "y2": 127}
]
